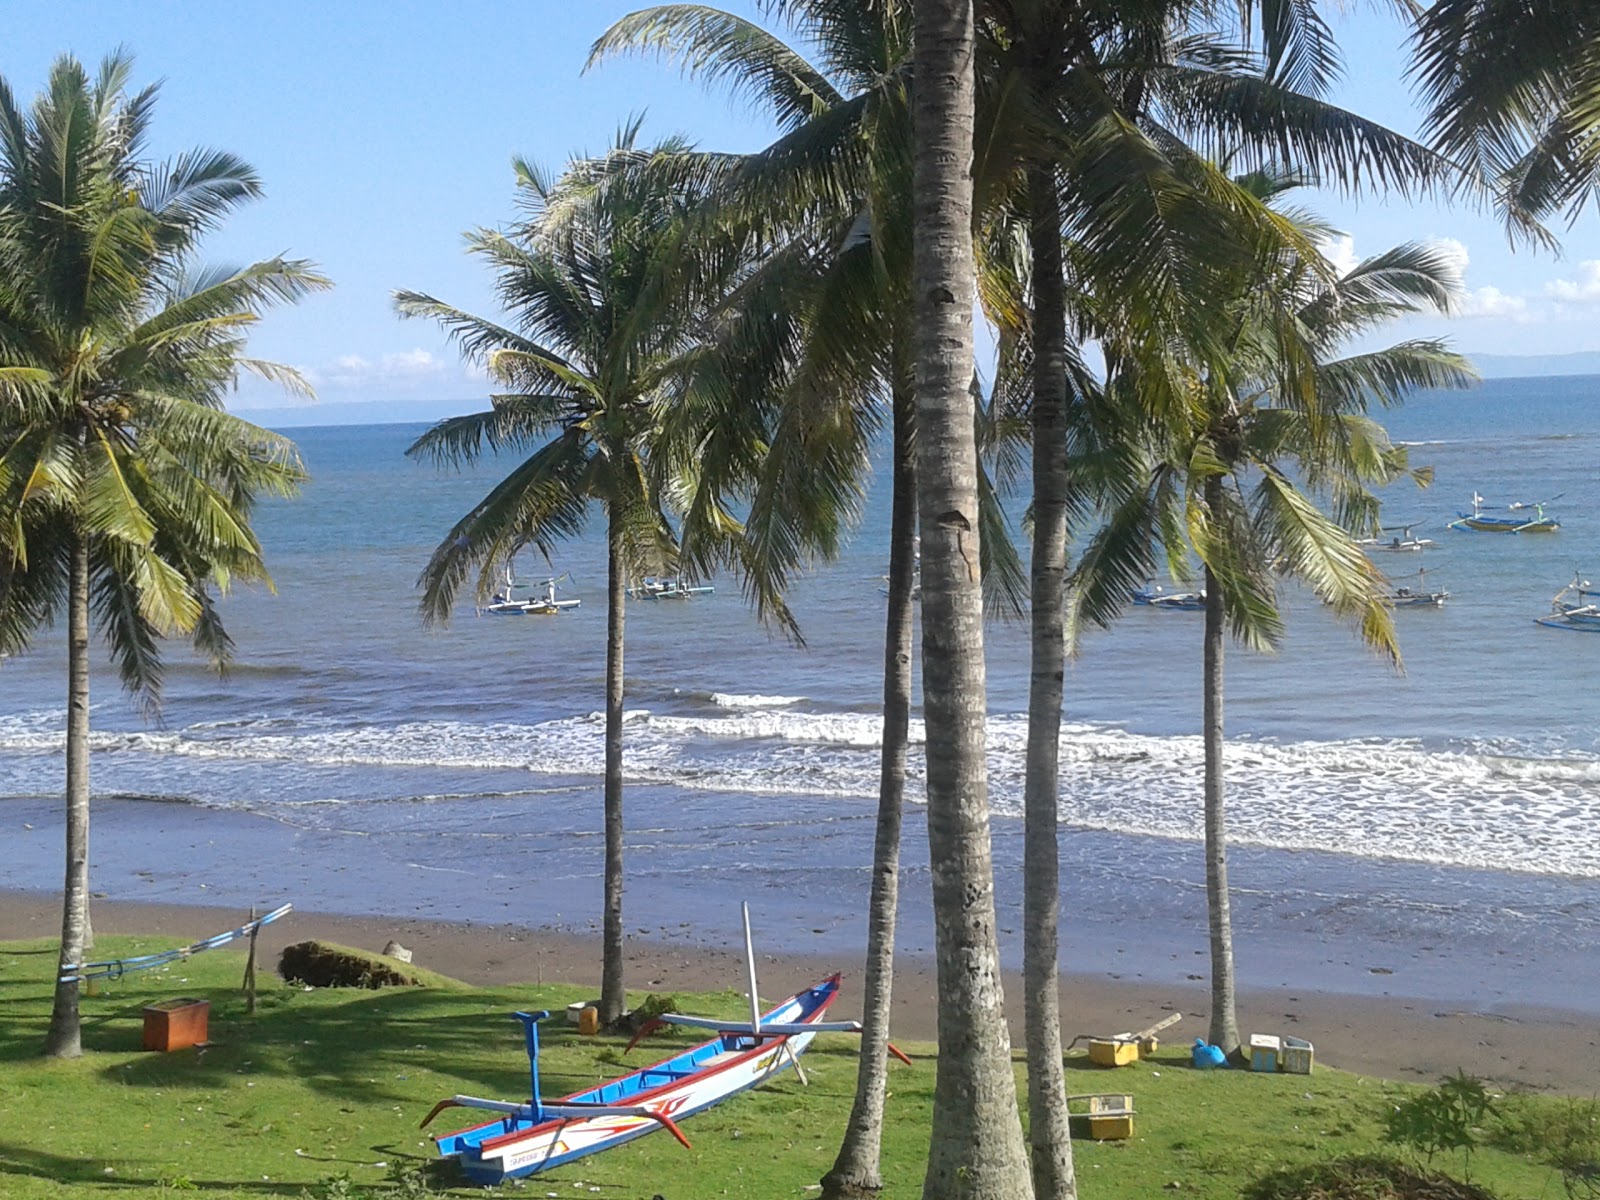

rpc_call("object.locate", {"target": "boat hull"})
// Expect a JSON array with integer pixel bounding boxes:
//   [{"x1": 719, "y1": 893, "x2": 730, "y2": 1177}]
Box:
[
  {"x1": 435, "y1": 976, "x2": 840, "y2": 1184},
  {"x1": 1535, "y1": 616, "x2": 1600, "y2": 632}
]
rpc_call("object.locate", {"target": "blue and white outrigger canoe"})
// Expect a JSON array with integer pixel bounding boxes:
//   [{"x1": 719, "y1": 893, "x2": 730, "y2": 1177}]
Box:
[
  {"x1": 423, "y1": 904, "x2": 901, "y2": 1186},
  {"x1": 425, "y1": 975, "x2": 848, "y2": 1185}
]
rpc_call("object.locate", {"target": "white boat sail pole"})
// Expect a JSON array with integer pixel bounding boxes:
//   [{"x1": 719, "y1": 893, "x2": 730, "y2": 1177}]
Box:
[{"x1": 742, "y1": 901, "x2": 762, "y2": 1035}]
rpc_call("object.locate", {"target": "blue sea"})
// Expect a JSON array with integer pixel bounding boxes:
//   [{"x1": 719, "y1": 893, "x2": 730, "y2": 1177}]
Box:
[{"x1": 3, "y1": 376, "x2": 1599, "y2": 1013}]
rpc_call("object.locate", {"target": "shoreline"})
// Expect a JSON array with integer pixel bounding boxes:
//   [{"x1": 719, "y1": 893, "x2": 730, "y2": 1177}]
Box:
[{"x1": 4, "y1": 889, "x2": 1597, "y2": 1095}]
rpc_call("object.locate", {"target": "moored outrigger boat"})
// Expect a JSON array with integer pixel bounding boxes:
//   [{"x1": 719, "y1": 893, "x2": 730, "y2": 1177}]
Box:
[
  {"x1": 423, "y1": 906, "x2": 903, "y2": 1186},
  {"x1": 1447, "y1": 493, "x2": 1561, "y2": 534},
  {"x1": 1389, "y1": 568, "x2": 1449, "y2": 608},
  {"x1": 630, "y1": 575, "x2": 714, "y2": 600},
  {"x1": 1132, "y1": 583, "x2": 1205, "y2": 610},
  {"x1": 483, "y1": 569, "x2": 581, "y2": 616},
  {"x1": 1534, "y1": 573, "x2": 1600, "y2": 633},
  {"x1": 1361, "y1": 523, "x2": 1436, "y2": 552}
]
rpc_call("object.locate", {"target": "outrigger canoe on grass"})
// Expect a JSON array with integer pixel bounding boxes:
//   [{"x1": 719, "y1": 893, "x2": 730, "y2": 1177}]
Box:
[
  {"x1": 423, "y1": 904, "x2": 907, "y2": 1186},
  {"x1": 424, "y1": 975, "x2": 850, "y2": 1185}
]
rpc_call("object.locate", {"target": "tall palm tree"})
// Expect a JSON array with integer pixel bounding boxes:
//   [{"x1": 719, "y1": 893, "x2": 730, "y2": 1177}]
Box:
[
  {"x1": 591, "y1": 12, "x2": 923, "y2": 1195},
  {"x1": 1410, "y1": 0, "x2": 1600, "y2": 238},
  {"x1": 913, "y1": 0, "x2": 1036, "y2": 1195},
  {"x1": 972, "y1": 5, "x2": 1455, "y2": 1187},
  {"x1": 1074, "y1": 176, "x2": 1475, "y2": 1053},
  {"x1": 397, "y1": 127, "x2": 761, "y2": 1026},
  {"x1": 0, "y1": 52, "x2": 324, "y2": 1059},
  {"x1": 591, "y1": 10, "x2": 1037, "y2": 1192}
]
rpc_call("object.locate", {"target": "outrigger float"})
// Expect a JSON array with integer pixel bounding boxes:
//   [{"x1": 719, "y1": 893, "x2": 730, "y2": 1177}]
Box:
[{"x1": 423, "y1": 905, "x2": 905, "y2": 1185}]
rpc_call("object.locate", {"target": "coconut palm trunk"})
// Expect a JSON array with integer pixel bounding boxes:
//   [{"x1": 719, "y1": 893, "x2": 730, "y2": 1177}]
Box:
[
  {"x1": 913, "y1": 1, "x2": 1034, "y2": 1196},
  {"x1": 1201, "y1": 490, "x2": 1239, "y2": 1055},
  {"x1": 43, "y1": 530, "x2": 91, "y2": 1058},
  {"x1": 1021, "y1": 162, "x2": 1076, "y2": 1200},
  {"x1": 600, "y1": 518, "x2": 627, "y2": 1024},
  {"x1": 823, "y1": 373, "x2": 916, "y2": 1200}
]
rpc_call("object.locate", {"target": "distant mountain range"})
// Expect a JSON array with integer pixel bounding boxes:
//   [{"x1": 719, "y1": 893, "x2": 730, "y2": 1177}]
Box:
[{"x1": 1467, "y1": 351, "x2": 1600, "y2": 380}]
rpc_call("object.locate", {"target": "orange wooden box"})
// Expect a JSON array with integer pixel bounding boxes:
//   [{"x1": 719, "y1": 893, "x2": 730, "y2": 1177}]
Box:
[{"x1": 142, "y1": 998, "x2": 209, "y2": 1052}]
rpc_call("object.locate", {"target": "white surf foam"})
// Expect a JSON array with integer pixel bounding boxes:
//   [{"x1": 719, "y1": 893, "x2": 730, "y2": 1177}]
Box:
[{"x1": 4, "y1": 701, "x2": 1598, "y2": 878}]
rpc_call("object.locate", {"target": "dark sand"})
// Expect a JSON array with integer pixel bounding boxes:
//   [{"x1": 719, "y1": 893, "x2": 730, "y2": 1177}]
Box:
[{"x1": 4, "y1": 891, "x2": 1596, "y2": 1095}]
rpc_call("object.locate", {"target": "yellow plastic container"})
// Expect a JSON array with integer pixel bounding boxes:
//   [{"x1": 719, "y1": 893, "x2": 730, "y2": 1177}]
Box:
[
  {"x1": 1087, "y1": 1038, "x2": 1139, "y2": 1067},
  {"x1": 1068, "y1": 1094, "x2": 1136, "y2": 1140},
  {"x1": 578, "y1": 1005, "x2": 600, "y2": 1036}
]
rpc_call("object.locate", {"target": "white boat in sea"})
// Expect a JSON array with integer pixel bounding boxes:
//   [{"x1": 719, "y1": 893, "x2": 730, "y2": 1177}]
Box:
[
  {"x1": 1361, "y1": 523, "x2": 1436, "y2": 552},
  {"x1": 1132, "y1": 583, "x2": 1205, "y2": 611},
  {"x1": 483, "y1": 568, "x2": 581, "y2": 616},
  {"x1": 631, "y1": 576, "x2": 713, "y2": 600}
]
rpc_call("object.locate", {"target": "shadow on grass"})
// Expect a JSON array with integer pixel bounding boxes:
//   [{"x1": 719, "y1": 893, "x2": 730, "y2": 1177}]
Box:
[{"x1": 0, "y1": 1141, "x2": 306, "y2": 1195}]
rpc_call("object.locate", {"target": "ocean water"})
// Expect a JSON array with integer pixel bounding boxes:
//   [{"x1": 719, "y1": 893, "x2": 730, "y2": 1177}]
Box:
[{"x1": 3, "y1": 376, "x2": 1599, "y2": 1011}]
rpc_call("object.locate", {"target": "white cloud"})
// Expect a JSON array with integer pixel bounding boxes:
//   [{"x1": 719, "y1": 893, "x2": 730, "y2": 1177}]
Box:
[
  {"x1": 1543, "y1": 260, "x2": 1600, "y2": 305},
  {"x1": 310, "y1": 348, "x2": 452, "y2": 389},
  {"x1": 1319, "y1": 233, "x2": 1361, "y2": 277},
  {"x1": 1455, "y1": 285, "x2": 1533, "y2": 321},
  {"x1": 1433, "y1": 236, "x2": 1471, "y2": 274}
]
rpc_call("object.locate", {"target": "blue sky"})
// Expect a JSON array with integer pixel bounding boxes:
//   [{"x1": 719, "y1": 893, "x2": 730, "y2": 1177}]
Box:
[{"x1": 6, "y1": 2, "x2": 1597, "y2": 421}]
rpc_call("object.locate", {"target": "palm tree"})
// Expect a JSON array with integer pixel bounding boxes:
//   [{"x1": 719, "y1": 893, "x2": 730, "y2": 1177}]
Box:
[
  {"x1": 1074, "y1": 176, "x2": 1475, "y2": 1054},
  {"x1": 0, "y1": 52, "x2": 325, "y2": 1059},
  {"x1": 913, "y1": 0, "x2": 1036, "y2": 1195},
  {"x1": 973, "y1": 5, "x2": 1455, "y2": 1186},
  {"x1": 591, "y1": 10, "x2": 1038, "y2": 1192},
  {"x1": 1410, "y1": 0, "x2": 1600, "y2": 238},
  {"x1": 397, "y1": 127, "x2": 761, "y2": 1026},
  {"x1": 590, "y1": 12, "x2": 924, "y2": 1195}
]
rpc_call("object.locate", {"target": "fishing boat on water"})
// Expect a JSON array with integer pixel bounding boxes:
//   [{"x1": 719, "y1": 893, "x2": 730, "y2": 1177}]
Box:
[
  {"x1": 484, "y1": 569, "x2": 581, "y2": 616},
  {"x1": 424, "y1": 906, "x2": 897, "y2": 1185},
  {"x1": 1361, "y1": 524, "x2": 1436, "y2": 552},
  {"x1": 1534, "y1": 574, "x2": 1600, "y2": 633},
  {"x1": 631, "y1": 576, "x2": 714, "y2": 600},
  {"x1": 1132, "y1": 583, "x2": 1206, "y2": 610},
  {"x1": 1389, "y1": 569, "x2": 1449, "y2": 608},
  {"x1": 1447, "y1": 493, "x2": 1561, "y2": 534}
]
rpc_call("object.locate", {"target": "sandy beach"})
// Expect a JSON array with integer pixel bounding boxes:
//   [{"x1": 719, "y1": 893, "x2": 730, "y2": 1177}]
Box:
[{"x1": 4, "y1": 889, "x2": 1597, "y2": 1096}]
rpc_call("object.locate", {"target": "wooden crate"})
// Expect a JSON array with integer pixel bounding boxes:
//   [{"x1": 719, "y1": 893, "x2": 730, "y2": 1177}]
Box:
[{"x1": 143, "y1": 998, "x2": 209, "y2": 1052}]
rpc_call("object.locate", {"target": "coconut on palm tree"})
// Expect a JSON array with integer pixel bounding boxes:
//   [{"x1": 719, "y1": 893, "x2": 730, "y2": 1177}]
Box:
[
  {"x1": 0, "y1": 52, "x2": 326, "y2": 1059},
  {"x1": 398, "y1": 127, "x2": 767, "y2": 1027},
  {"x1": 1074, "y1": 174, "x2": 1474, "y2": 1054}
]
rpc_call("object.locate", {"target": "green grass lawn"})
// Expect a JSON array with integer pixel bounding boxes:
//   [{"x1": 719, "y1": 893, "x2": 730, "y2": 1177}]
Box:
[{"x1": 0, "y1": 935, "x2": 1587, "y2": 1199}]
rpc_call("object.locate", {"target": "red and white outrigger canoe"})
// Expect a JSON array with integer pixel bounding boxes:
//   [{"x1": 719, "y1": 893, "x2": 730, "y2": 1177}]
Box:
[{"x1": 423, "y1": 905, "x2": 904, "y2": 1186}]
